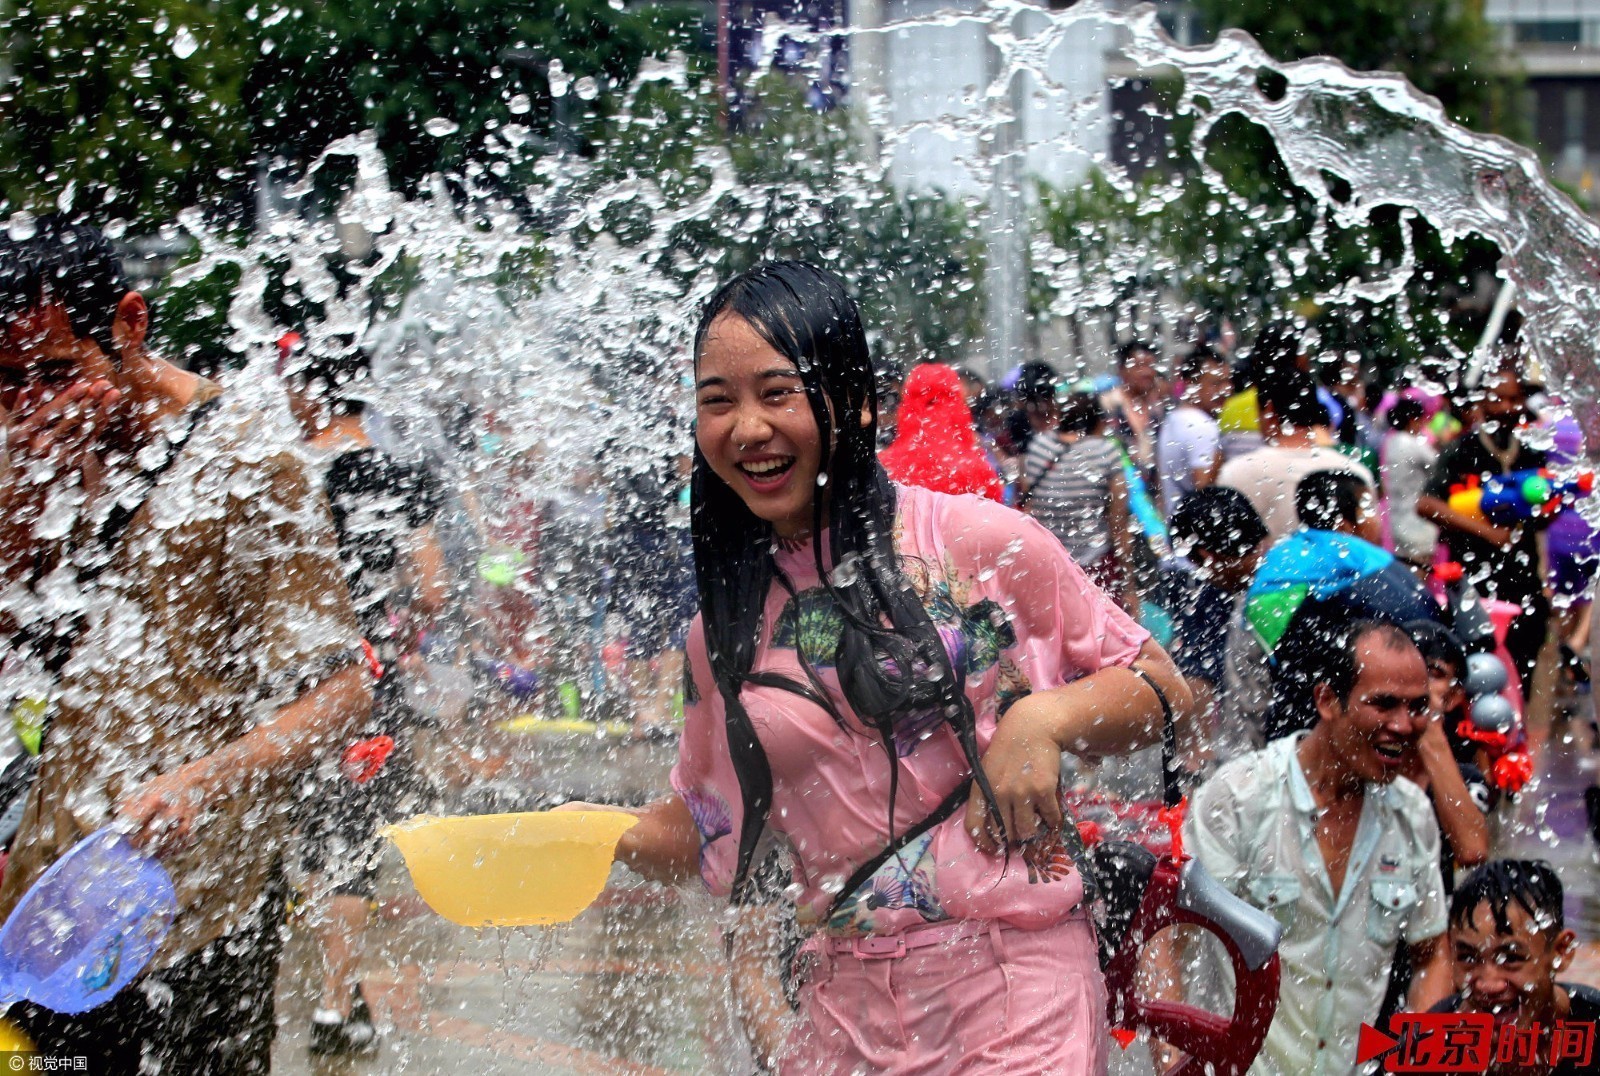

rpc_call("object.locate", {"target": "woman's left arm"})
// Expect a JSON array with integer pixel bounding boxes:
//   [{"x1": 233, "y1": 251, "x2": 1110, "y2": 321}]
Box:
[{"x1": 965, "y1": 638, "x2": 1191, "y2": 851}]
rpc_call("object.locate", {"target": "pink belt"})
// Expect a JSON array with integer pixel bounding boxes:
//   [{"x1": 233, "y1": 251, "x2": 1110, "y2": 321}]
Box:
[{"x1": 821, "y1": 918, "x2": 992, "y2": 960}]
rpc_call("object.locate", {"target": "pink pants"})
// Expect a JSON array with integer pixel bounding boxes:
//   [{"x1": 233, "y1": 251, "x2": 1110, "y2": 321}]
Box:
[{"x1": 779, "y1": 914, "x2": 1109, "y2": 1075}]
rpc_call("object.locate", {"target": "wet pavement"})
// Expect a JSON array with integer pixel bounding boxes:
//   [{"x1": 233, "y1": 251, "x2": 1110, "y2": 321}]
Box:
[
  {"x1": 269, "y1": 694, "x2": 1600, "y2": 1074},
  {"x1": 271, "y1": 723, "x2": 752, "y2": 1075},
  {"x1": 271, "y1": 862, "x2": 748, "y2": 1075}
]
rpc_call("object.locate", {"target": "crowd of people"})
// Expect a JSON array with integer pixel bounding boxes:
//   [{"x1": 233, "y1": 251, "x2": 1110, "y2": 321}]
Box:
[
  {"x1": 869, "y1": 310, "x2": 1600, "y2": 1073},
  {"x1": 1, "y1": 217, "x2": 1598, "y2": 1075}
]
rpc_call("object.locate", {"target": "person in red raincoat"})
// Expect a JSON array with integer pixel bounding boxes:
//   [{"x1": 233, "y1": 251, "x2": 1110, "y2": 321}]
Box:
[{"x1": 879, "y1": 363, "x2": 1004, "y2": 501}]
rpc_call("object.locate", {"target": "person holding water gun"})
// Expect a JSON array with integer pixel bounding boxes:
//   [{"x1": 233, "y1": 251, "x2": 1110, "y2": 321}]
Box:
[{"x1": 1418, "y1": 364, "x2": 1555, "y2": 692}]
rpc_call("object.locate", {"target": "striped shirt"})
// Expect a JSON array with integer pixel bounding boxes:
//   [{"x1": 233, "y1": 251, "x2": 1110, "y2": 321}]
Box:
[{"x1": 1023, "y1": 432, "x2": 1122, "y2": 565}]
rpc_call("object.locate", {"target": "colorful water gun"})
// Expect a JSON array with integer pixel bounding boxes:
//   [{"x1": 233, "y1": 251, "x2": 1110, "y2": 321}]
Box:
[
  {"x1": 1447, "y1": 468, "x2": 1594, "y2": 527},
  {"x1": 1430, "y1": 562, "x2": 1531, "y2": 794},
  {"x1": 1112, "y1": 441, "x2": 1169, "y2": 554},
  {"x1": 1454, "y1": 650, "x2": 1533, "y2": 794}
]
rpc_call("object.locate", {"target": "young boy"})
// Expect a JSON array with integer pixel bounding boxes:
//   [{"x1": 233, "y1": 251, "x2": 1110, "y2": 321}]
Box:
[
  {"x1": 1433, "y1": 859, "x2": 1600, "y2": 1075},
  {"x1": 1155, "y1": 486, "x2": 1268, "y2": 758}
]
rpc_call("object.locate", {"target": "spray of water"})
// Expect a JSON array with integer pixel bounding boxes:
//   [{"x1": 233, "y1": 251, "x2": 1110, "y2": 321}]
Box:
[{"x1": 10, "y1": 0, "x2": 1600, "y2": 1070}]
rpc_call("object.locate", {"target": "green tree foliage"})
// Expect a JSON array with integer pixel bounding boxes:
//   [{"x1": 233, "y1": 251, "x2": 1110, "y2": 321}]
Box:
[
  {"x1": 0, "y1": 0, "x2": 704, "y2": 228},
  {"x1": 246, "y1": 0, "x2": 704, "y2": 193},
  {"x1": 0, "y1": 0, "x2": 258, "y2": 228},
  {"x1": 1036, "y1": 111, "x2": 1501, "y2": 377},
  {"x1": 1034, "y1": 1, "x2": 1516, "y2": 378},
  {"x1": 597, "y1": 74, "x2": 987, "y2": 372},
  {"x1": 1189, "y1": 0, "x2": 1522, "y2": 136}
]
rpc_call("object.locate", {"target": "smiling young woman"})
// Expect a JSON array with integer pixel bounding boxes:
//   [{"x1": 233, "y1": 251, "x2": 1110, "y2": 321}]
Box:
[
  {"x1": 606, "y1": 260, "x2": 1190, "y2": 1074},
  {"x1": 692, "y1": 312, "x2": 829, "y2": 539}
]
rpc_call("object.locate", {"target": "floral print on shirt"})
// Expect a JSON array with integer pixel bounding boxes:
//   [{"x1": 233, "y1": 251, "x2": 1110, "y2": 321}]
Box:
[
  {"x1": 769, "y1": 553, "x2": 1028, "y2": 756},
  {"x1": 826, "y1": 830, "x2": 945, "y2": 935}
]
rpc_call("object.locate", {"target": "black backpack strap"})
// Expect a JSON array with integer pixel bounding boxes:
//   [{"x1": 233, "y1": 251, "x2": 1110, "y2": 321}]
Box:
[
  {"x1": 10, "y1": 395, "x2": 220, "y2": 739},
  {"x1": 1129, "y1": 664, "x2": 1180, "y2": 809},
  {"x1": 79, "y1": 396, "x2": 220, "y2": 582},
  {"x1": 826, "y1": 778, "x2": 971, "y2": 921}
]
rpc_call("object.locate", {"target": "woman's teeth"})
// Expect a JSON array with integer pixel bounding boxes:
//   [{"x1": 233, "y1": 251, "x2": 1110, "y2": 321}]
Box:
[{"x1": 741, "y1": 458, "x2": 794, "y2": 476}]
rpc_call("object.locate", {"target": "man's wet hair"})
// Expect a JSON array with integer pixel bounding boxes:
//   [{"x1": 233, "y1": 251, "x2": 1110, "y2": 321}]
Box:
[
  {"x1": 1388, "y1": 396, "x2": 1427, "y2": 432},
  {"x1": 1116, "y1": 339, "x2": 1159, "y2": 368},
  {"x1": 1178, "y1": 343, "x2": 1226, "y2": 385},
  {"x1": 1015, "y1": 361, "x2": 1059, "y2": 405},
  {"x1": 0, "y1": 215, "x2": 130, "y2": 357},
  {"x1": 1320, "y1": 619, "x2": 1418, "y2": 704},
  {"x1": 1246, "y1": 321, "x2": 1302, "y2": 383},
  {"x1": 1405, "y1": 620, "x2": 1467, "y2": 681},
  {"x1": 1295, "y1": 469, "x2": 1367, "y2": 531},
  {"x1": 1170, "y1": 486, "x2": 1267, "y2": 560},
  {"x1": 1057, "y1": 389, "x2": 1104, "y2": 435},
  {"x1": 1259, "y1": 362, "x2": 1328, "y2": 428},
  {"x1": 285, "y1": 333, "x2": 374, "y2": 415},
  {"x1": 1450, "y1": 859, "x2": 1565, "y2": 938}
]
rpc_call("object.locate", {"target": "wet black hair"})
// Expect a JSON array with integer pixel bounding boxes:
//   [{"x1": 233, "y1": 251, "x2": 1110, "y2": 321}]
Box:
[
  {"x1": 1259, "y1": 363, "x2": 1328, "y2": 429},
  {"x1": 1387, "y1": 396, "x2": 1427, "y2": 432},
  {"x1": 287, "y1": 333, "x2": 373, "y2": 415},
  {"x1": 0, "y1": 214, "x2": 130, "y2": 358},
  {"x1": 1057, "y1": 390, "x2": 1104, "y2": 435},
  {"x1": 1295, "y1": 469, "x2": 1368, "y2": 531},
  {"x1": 1169, "y1": 486, "x2": 1267, "y2": 559},
  {"x1": 1450, "y1": 859, "x2": 1565, "y2": 938},
  {"x1": 1015, "y1": 361, "x2": 1059, "y2": 405},
  {"x1": 1177, "y1": 343, "x2": 1226, "y2": 385},
  {"x1": 690, "y1": 260, "x2": 1002, "y2": 902},
  {"x1": 1405, "y1": 620, "x2": 1467, "y2": 681},
  {"x1": 1319, "y1": 619, "x2": 1419, "y2": 705},
  {"x1": 1246, "y1": 321, "x2": 1303, "y2": 384}
]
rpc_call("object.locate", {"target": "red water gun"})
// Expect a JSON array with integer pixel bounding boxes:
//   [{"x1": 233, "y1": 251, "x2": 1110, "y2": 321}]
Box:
[
  {"x1": 1073, "y1": 686, "x2": 1283, "y2": 1076},
  {"x1": 1087, "y1": 802, "x2": 1282, "y2": 1076}
]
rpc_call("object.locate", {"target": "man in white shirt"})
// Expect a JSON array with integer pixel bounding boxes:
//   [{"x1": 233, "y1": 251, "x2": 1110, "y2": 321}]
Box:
[
  {"x1": 1156, "y1": 344, "x2": 1231, "y2": 512},
  {"x1": 1218, "y1": 348, "x2": 1375, "y2": 542},
  {"x1": 1185, "y1": 620, "x2": 1452, "y2": 1075}
]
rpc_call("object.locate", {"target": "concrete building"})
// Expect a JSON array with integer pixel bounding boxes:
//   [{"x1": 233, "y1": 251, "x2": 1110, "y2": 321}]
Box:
[{"x1": 1485, "y1": 0, "x2": 1600, "y2": 203}]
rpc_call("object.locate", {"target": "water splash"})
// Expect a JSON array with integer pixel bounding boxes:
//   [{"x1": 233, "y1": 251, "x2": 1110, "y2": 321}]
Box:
[{"x1": 23, "y1": 0, "x2": 1600, "y2": 1070}]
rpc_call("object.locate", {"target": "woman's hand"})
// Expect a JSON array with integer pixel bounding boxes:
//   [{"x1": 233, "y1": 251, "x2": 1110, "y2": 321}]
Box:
[
  {"x1": 964, "y1": 696, "x2": 1064, "y2": 853},
  {"x1": 561, "y1": 794, "x2": 702, "y2": 885},
  {"x1": 116, "y1": 755, "x2": 221, "y2": 856}
]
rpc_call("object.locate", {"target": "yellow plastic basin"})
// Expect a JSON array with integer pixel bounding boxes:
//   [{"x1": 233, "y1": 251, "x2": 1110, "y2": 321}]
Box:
[{"x1": 383, "y1": 810, "x2": 638, "y2": 927}]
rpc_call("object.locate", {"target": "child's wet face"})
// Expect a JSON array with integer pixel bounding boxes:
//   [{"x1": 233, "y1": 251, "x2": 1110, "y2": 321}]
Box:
[
  {"x1": 1425, "y1": 658, "x2": 1466, "y2": 721},
  {"x1": 1450, "y1": 901, "x2": 1573, "y2": 1030}
]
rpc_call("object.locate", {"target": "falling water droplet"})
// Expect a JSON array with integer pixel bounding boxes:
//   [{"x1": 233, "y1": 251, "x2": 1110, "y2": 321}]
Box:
[
  {"x1": 424, "y1": 117, "x2": 460, "y2": 137},
  {"x1": 171, "y1": 26, "x2": 199, "y2": 59}
]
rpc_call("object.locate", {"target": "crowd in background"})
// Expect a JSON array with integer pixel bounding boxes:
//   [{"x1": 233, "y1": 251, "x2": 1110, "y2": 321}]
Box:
[{"x1": 873, "y1": 324, "x2": 1600, "y2": 1071}]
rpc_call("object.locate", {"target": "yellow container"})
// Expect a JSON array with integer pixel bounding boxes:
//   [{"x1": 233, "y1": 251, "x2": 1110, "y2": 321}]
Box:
[
  {"x1": 0, "y1": 1016, "x2": 34, "y2": 1052},
  {"x1": 383, "y1": 810, "x2": 638, "y2": 927}
]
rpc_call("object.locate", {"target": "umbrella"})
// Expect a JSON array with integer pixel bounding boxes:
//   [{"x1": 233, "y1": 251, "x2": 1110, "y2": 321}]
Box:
[{"x1": 1245, "y1": 530, "x2": 1440, "y2": 739}]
